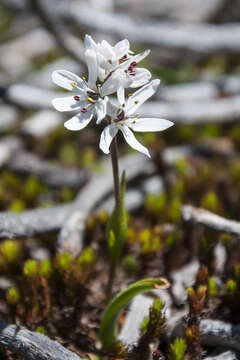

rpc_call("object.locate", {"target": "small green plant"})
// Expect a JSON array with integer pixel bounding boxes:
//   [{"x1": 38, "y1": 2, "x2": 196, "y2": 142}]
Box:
[
  {"x1": 6, "y1": 287, "x2": 20, "y2": 305},
  {"x1": 122, "y1": 255, "x2": 139, "y2": 273},
  {"x1": 144, "y1": 193, "x2": 166, "y2": 216},
  {"x1": 0, "y1": 240, "x2": 19, "y2": 263},
  {"x1": 23, "y1": 259, "x2": 38, "y2": 278},
  {"x1": 56, "y1": 252, "x2": 72, "y2": 272},
  {"x1": 77, "y1": 247, "x2": 96, "y2": 271},
  {"x1": 36, "y1": 326, "x2": 47, "y2": 334},
  {"x1": 208, "y1": 277, "x2": 218, "y2": 297},
  {"x1": 174, "y1": 158, "x2": 189, "y2": 177},
  {"x1": 201, "y1": 191, "x2": 220, "y2": 212},
  {"x1": 225, "y1": 279, "x2": 237, "y2": 296},
  {"x1": 169, "y1": 338, "x2": 187, "y2": 360},
  {"x1": 40, "y1": 259, "x2": 52, "y2": 278}
]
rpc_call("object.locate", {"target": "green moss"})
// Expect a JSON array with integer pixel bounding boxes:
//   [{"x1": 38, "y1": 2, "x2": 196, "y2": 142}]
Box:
[
  {"x1": 225, "y1": 279, "x2": 237, "y2": 296},
  {"x1": 56, "y1": 252, "x2": 72, "y2": 272},
  {"x1": 6, "y1": 287, "x2": 20, "y2": 305},
  {"x1": 98, "y1": 210, "x2": 108, "y2": 224},
  {"x1": 200, "y1": 124, "x2": 219, "y2": 139},
  {"x1": 208, "y1": 277, "x2": 218, "y2": 297},
  {"x1": 23, "y1": 259, "x2": 38, "y2": 278},
  {"x1": 231, "y1": 160, "x2": 240, "y2": 182},
  {"x1": 174, "y1": 158, "x2": 189, "y2": 177},
  {"x1": 9, "y1": 199, "x2": 25, "y2": 213},
  {"x1": 122, "y1": 255, "x2": 138, "y2": 273},
  {"x1": 178, "y1": 125, "x2": 195, "y2": 141},
  {"x1": 59, "y1": 143, "x2": 79, "y2": 165},
  {"x1": 36, "y1": 326, "x2": 47, "y2": 335},
  {"x1": 165, "y1": 233, "x2": 177, "y2": 248},
  {"x1": 144, "y1": 192, "x2": 166, "y2": 215},
  {"x1": 77, "y1": 248, "x2": 96, "y2": 271},
  {"x1": 61, "y1": 188, "x2": 74, "y2": 203},
  {"x1": 1, "y1": 240, "x2": 19, "y2": 263},
  {"x1": 24, "y1": 177, "x2": 45, "y2": 200},
  {"x1": 40, "y1": 259, "x2": 52, "y2": 278},
  {"x1": 168, "y1": 198, "x2": 181, "y2": 222},
  {"x1": 201, "y1": 191, "x2": 220, "y2": 212},
  {"x1": 172, "y1": 180, "x2": 184, "y2": 198},
  {"x1": 169, "y1": 338, "x2": 187, "y2": 360}
]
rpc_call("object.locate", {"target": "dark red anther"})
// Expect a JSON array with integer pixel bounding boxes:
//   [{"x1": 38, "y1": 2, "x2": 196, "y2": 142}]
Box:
[
  {"x1": 130, "y1": 71, "x2": 136, "y2": 76},
  {"x1": 81, "y1": 108, "x2": 87, "y2": 113},
  {"x1": 131, "y1": 61, "x2": 137, "y2": 67},
  {"x1": 122, "y1": 54, "x2": 127, "y2": 59},
  {"x1": 74, "y1": 96, "x2": 80, "y2": 101}
]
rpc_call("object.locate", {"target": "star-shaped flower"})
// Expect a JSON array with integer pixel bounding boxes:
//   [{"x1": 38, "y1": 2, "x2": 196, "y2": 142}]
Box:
[
  {"x1": 85, "y1": 35, "x2": 151, "y2": 88},
  {"x1": 99, "y1": 80, "x2": 174, "y2": 157}
]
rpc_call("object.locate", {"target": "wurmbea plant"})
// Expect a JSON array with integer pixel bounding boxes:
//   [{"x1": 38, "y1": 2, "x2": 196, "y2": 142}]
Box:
[{"x1": 52, "y1": 34, "x2": 173, "y2": 349}]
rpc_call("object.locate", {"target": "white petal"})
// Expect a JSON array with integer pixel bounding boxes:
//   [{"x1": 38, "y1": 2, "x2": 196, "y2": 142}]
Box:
[
  {"x1": 84, "y1": 35, "x2": 97, "y2": 51},
  {"x1": 126, "y1": 118, "x2": 174, "y2": 132},
  {"x1": 129, "y1": 68, "x2": 152, "y2": 88},
  {"x1": 119, "y1": 125, "x2": 150, "y2": 157},
  {"x1": 106, "y1": 99, "x2": 118, "y2": 119},
  {"x1": 52, "y1": 96, "x2": 87, "y2": 112},
  {"x1": 99, "y1": 124, "x2": 118, "y2": 154},
  {"x1": 117, "y1": 87, "x2": 125, "y2": 107},
  {"x1": 64, "y1": 111, "x2": 93, "y2": 131},
  {"x1": 126, "y1": 79, "x2": 160, "y2": 115},
  {"x1": 85, "y1": 48, "x2": 98, "y2": 90},
  {"x1": 95, "y1": 97, "x2": 108, "y2": 124},
  {"x1": 52, "y1": 70, "x2": 86, "y2": 91},
  {"x1": 100, "y1": 69, "x2": 131, "y2": 96},
  {"x1": 114, "y1": 39, "x2": 130, "y2": 58},
  {"x1": 120, "y1": 49, "x2": 150, "y2": 71}
]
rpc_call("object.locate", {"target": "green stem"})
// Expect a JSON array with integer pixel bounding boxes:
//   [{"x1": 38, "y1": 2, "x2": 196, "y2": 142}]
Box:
[{"x1": 106, "y1": 137, "x2": 120, "y2": 301}]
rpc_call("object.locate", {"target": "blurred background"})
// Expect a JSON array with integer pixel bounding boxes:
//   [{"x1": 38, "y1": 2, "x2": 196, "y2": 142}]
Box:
[{"x1": 0, "y1": 0, "x2": 240, "y2": 214}]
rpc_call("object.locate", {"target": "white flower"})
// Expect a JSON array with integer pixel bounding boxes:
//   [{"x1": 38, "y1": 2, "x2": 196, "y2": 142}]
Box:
[
  {"x1": 85, "y1": 35, "x2": 151, "y2": 88},
  {"x1": 99, "y1": 79, "x2": 174, "y2": 157}
]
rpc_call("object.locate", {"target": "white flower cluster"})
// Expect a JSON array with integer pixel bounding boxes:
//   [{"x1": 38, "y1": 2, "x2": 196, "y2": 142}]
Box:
[{"x1": 52, "y1": 35, "x2": 173, "y2": 157}]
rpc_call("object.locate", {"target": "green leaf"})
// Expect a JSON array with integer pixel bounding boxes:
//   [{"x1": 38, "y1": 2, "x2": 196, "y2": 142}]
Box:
[{"x1": 100, "y1": 277, "x2": 170, "y2": 349}]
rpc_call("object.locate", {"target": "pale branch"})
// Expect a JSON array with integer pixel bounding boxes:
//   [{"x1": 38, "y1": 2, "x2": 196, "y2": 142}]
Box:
[
  {"x1": 67, "y1": 7, "x2": 240, "y2": 60},
  {"x1": 27, "y1": 0, "x2": 85, "y2": 65},
  {"x1": 181, "y1": 205, "x2": 240, "y2": 236},
  {"x1": 8, "y1": 150, "x2": 90, "y2": 188},
  {"x1": 0, "y1": 154, "x2": 154, "y2": 240},
  {"x1": 142, "y1": 95, "x2": 240, "y2": 124},
  {"x1": 204, "y1": 351, "x2": 237, "y2": 360},
  {"x1": 0, "y1": 320, "x2": 81, "y2": 360}
]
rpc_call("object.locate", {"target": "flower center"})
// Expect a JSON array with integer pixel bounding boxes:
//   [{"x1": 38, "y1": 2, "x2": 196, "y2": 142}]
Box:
[{"x1": 87, "y1": 91, "x2": 99, "y2": 102}]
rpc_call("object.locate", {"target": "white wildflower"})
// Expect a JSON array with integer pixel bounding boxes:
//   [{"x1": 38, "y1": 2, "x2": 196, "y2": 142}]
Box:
[{"x1": 99, "y1": 79, "x2": 174, "y2": 157}]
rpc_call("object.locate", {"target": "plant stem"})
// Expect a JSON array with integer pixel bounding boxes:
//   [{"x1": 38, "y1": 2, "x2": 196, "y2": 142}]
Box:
[{"x1": 106, "y1": 137, "x2": 121, "y2": 301}]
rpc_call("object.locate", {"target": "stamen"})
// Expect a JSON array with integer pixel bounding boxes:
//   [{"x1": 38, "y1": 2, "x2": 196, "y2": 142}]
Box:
[
  {"x1": 81, "y1": 108, "x2": 87, "y2": 113},
  {"x1": 72, "y1": 82, "x2": 76, "y2": 88},
  {"x1": 132, "y1": 120, "x2": 136, "y2": 124},
  {"x1": 97, "y1": 83, "x2": 101, "y2": 87},
  {"x1": 136, "y1": 114, "x2": 139, "y2": 118},
  {"x1": 122, "y1": 104, "x2": 125, "y2": 108},
  {"x1": 120, "y1": 122, "x2": 124, "y2": 126},
  {"x1": 127, "y1": 93, "x2": 132, "y2": 97},
  {"x1": 74, "y1": 96, "x2": 80, "y2": 101},
  {"x1": 82, "y1": 76, "x2": 86, "y2": 81},
  {"x1": 134, "y1": 100, "x2": 139, "y2": 104},
  {"x1": 88, "y1": 97, "x2": 94, "y2": 103},
  {"x1": 131, "y1": 61, "x2": 137, "y2": 67}
]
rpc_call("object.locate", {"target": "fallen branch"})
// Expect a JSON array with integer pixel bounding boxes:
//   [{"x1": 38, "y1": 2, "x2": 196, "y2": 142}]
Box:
[
  {"x1": 0, "y1": 320, "x2": 81, "y2": 360},
  {"x1": 68, "y1": 7, "x2": 240, "y2": 60},
  {"x1": 8, "y1": 150, "x2": 90, "y2": 188},
  {"x1": 181, "y1": 205, "x2": 240, "y2": 236}
]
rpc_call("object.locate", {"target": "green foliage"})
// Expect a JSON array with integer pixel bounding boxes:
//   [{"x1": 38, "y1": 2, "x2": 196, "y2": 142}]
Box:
[
  {"x1": 201, "y1": 191, "x2": 220, "y2": 212},
  {"x1": 23, "y1": 259, "x2": 38, "y2": 278},
  {"x1": 24, "y1": 177, "x2": 45, "y2": 200},
  {"x1": 200, "y1": 124, "x2": 219, "y2": 139},
  {"x1": 144, "y1": 193, "x2": 166, "y2": 215},
  {"x1": 122, "y1": 255, "x2": 138, "y2": 273},
  {"x1": 56, "y1": 252, "x2": 72, "y2": 272},
  {"x1": 225, "y1": 279, "x2": 237, "y2": 296},
  {"x1": 168, "y1": 198, "x2": 181, "y2": 222},
  {"x1": 6, "y1": 287, "x2": 20, "y2": 305},
  {"x1": 40, "y1": 259, "x2": 52, "y2": 278},
  {"x1": 61, "y1": 188, "x2": 74, "y2": 203},
  {"x1": 208, "y1": 277, "x2": 218, "y2": 297},
  {"x1": 140, "y1": 298, "x2": 164, "y2": 336},
  {"x1": 36, "y1": 326, "x2": 47, "y2": 335},
  {"x1": 165, "y1": 233, "x2": 177, "y2": 248},
  {"x1": 231, "y1": 160, "x2": 240, "y2": 183},
  {"x1": 77, "y1": 247, "x2": 96, "y2": 271},
  {"x1": 100, "y1": 277, "x2": 169, "y2": 349},
  {"x1": 174, "y1": 158, "x2": 189, "y2": 177},
  {"x1": 169, "y1": 338, "x2": 187, "y2": 360},
  {"x1": 9, "y1": 199, "x2": 25, "y2": 212},
  {"x1": 172, "y1": 180, "x2": 184, "y2": 198},
  {"x1": 0, "y1": 240, "x2": 19, "y2": 263},
  {"x1": 139, "y1": 229, "x2": 161, "y2": 253}
]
